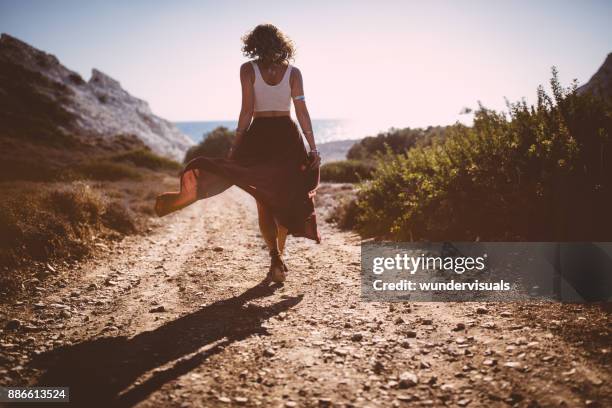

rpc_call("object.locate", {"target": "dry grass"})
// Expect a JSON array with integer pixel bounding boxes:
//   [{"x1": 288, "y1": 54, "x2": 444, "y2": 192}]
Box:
[{"x1": 0, "y1": 173, "x2": 176, "y2": 299}]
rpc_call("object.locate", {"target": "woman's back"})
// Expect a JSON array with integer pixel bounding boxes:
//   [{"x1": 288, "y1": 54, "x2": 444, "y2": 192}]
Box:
[{"x1": 251, "y1": 61, "x2": 292, "y2": 112}]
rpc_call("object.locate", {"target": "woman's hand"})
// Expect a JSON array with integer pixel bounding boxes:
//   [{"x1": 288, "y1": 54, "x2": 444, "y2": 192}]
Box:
[{"x1": 308, "y1": 149, "x2": 321, "y2": 169}]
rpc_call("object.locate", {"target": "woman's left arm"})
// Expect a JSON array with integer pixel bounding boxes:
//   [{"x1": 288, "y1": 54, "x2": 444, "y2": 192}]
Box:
[{"x1": 291, "y1": 67, "x2": 320, "y2": 168}]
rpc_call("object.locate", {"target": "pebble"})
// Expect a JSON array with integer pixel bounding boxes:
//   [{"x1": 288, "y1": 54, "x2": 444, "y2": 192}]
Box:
[
  {"x1": 5, "y1": 319, "x2": 21, "y2": 331},
  {"x1": 406, "y1": 330, "x2": 417, "y2": 338},
  {"x1": 503, "y1": 361, "x2": 522, "y2": 370},
  {"x1": 263, "y1": 348, "x2": 276, "y2": 357},
  {"x1": 217, "y1": 396, "x2": 231, "y2": 403},
  {"x1": 318, "y1": 398, "x2": 332, "y2": 407},
  {"x1": 421, "y1": 318, "x2": 433, "y2": 325},
  {"x1": 149, "y1": 305, "x2": 166, "y2": 313},
  {"x1": 398, "y1": 371, "x2": 419, "y2": 388},
  {"x1": 476, "y1": 307, "x2": 488, "y2": 314},
  {"x1": 351, "y1": 333, "x2": 363, "y2": 342},
  {"x1": 453, "y1": 322, "x2": 466, "y2": 331},
  {"x1": 213, "y1": 246, "x2": 224, "y2": 252},
  {"x1": 234, "y1": 397, "x2": 248, "y2": 405}
]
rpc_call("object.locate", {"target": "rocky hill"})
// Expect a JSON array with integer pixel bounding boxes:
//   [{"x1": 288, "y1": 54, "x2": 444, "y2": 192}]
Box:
[
  {"x1": 578, "y1": 52, "x2": 612, "y2": 100},
  {"x1": 0, "y1": 34, "x2": 193, "y2": 160}
]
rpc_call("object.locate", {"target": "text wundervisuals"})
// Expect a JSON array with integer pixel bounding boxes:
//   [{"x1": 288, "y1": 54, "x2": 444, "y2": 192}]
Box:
[{"x1": 372, "y1": 253, "x2": 486, "y2": 275}]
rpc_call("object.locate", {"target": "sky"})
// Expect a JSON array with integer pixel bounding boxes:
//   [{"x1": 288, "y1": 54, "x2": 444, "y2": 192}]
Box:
[{"x1": 1, "y1": 0, "x2": 611, "y2": 129}]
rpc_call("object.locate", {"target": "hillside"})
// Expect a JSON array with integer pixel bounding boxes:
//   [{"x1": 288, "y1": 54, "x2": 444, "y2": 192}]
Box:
[
  {"x1": 578, "y1": 53, "x2": 612, "y2": 99},
  {"x1": 0, "y1": 33, "x2": 193, "y2": 161}
]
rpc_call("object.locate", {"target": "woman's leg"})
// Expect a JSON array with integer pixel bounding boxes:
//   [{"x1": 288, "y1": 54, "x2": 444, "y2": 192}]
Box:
[
  {"x1": 277, "y1": 224, "x2": 288, "y2": 255},
  {"x1": 257, "y1": 200, "x2": 279, "y2": 253},
  {"x1": 257, "y1": 200, "x2": 287, "y2": 282}
]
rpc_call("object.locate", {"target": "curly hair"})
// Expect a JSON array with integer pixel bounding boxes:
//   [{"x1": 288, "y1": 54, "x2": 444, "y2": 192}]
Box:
[{"x1": 242, "y1": 24, "x2": 295, "y2": 65}]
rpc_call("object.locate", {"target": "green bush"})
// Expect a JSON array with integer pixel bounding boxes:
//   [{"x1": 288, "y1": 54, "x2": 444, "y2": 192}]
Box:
[
  {"x1": 184, "y1": 126, "x2": 235, "y2": 163},
  {"x1": 347, "y1": 126, "x2": 447, "y2": 161},
  {"x1": 320, "y1": 160, "x2": 375, "y2": 183},
  {"x1": 355, "y1": 69, "x2": 612, "y2": 241}
]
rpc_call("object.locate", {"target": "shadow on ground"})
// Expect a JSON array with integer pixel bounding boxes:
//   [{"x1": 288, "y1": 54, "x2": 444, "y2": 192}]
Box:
[{"x1": 28, "y1": 281, "x2": 301, "y2": 407}]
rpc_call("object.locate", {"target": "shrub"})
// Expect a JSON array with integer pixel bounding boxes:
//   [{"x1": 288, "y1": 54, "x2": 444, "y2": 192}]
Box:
[
  {"x1": 347, "y1": 126, "x2": 447, "y2": 161},
  {"x1": 73, "y1": 160, "x2": 142, "y2": 181},
  {"x1": 102, "y1": 201, "x2": 137, "y2": 234},
  {"x1": 47, "y1": 182, "x2": 105, "y2": 225},
  {"x1": 327, "y1": 197, "x2": 362, "y2": 230},
  {"x1": 355, "y1": 69, "x2": 612, "y2": 241},
  {"x1": 0, "y1": 183, "x2": 104, "y2": 270},
  {"x1": 112, "y1": 148, "x2": 181, "y2": 171},
  {"x1": 184, "y1": 126, "x2": 235, "y2": 163},
  {"x1": 320, "y1": 160, "x2": 375, "y2": 183}
]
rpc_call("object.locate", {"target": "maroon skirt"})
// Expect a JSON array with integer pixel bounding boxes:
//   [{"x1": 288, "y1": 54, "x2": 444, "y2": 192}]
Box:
[{"x1": 155, "y1": 116, "x2": 321, "y2": 243}]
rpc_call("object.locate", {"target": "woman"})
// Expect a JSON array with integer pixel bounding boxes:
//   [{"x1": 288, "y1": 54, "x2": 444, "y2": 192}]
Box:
[{"x1": 155, "y1": 24, "x2": 321, "y2": 283}]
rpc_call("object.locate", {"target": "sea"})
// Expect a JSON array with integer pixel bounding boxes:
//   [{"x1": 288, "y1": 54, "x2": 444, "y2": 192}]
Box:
[{"x1": 175, "y1": 119, "x2": 391, "y2": 145}]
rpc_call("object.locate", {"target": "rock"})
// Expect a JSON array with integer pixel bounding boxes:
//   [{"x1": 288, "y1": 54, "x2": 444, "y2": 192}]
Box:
[
  {"x1": 263, "y1": 348, "x2": 276, "y2": 357},
  {"x1": 457, "y1": 399, "x2": 471, "y2": 406},
  {"x1": 213, "y1": 246, "x2": 224, "y2": 252},
  {"x1": 453, "y1": 322, "x2": 466, "y2": 331},
  {"x1": 503, "y1": 361, "x2": 522, "y2": 370},
  {"x1": 406, "y1": 330, "x2": 417, "y2": 338},
  {"x1": 234, "y1": 397, "x2": 248, "y2": 405},
  {"x1": 398, "y1": 371, "x2": 419, "y2": 388},
  {"x1": 395, "y1": 316, "x2": 405, "y2": 324},
  {"x1": 318, "y1": 398, "x2": 332, "y2": 407},
  {"x1": 476, "y1": 307, "x2": 488, "y2": 314},
  {"x1": 482, "y1": 359, "x2": 497, "y2": 366},
  {"x1": 46, "y1": 263, "x2": 56, "y2": 273},
  {"x1": 87, "y1": 283, "x2": 98, "y2": 291},
  {"x1": 421, "y1": 318, "x2": 433, "y2": 325},
  {"x1": 500, "y1": 311, "x2": 512, "y2": 317},
  {"x1": 217, "y1": 396, "x2": 231, "y2": 403},
  {"x1": 455, "y1": 337, "x2": 468, "y2": 345},
  {"x1": 351, "y1": 333, "x2": 363, "y2": 342},
  {"x1": 481, "y1": 321, "x2": 496, "y2": 329},
  {"x1": 285, "y1": 402, "x2": 297, "y2": 407},
  {"x1": 0, "y1": 35, "x2": 193, "y2": 160},
  {"x1": 59, "y1": 310, "x2": 72, "y2": 319},
  {"x1": 541, "y1": 355, "x2": 555, "y2": 362},
  {"x1": 33, "y1": 303, "x2": 45, "y2": 309},
  {"x1": 149, "y1": 305, "x2": 165, "y2": 313},
  {"x1": 5, "y1": 319, "x2": 21, "y2": 330}
]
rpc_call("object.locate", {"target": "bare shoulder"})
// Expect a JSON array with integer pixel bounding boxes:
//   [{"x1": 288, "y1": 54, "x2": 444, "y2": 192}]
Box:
[
  {"x1": 290, "y1": 65, "x2": 303, "y2": 83},
  {"x1": 240, "y1": 61, "x2": 255, "y2": 75}
]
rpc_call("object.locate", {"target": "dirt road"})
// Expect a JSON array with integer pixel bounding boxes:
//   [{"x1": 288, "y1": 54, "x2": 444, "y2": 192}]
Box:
[{"x1": 1, "y1": 185, "x2": 610, "y2": 407}]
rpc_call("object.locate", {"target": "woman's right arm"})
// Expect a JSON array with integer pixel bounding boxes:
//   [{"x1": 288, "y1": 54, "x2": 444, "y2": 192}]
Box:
[{"x1": 230, "y1": 63, "x2": 255, "y2": 158}]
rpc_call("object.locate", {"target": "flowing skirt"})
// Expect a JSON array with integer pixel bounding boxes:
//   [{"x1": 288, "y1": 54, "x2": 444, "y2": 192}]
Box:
[{"x1": 155, "y1": 116, "x2": 321, "y2": 243}]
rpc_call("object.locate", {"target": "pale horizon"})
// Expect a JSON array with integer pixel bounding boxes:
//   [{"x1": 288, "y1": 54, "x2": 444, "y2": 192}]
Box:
[{"x1": 1, "y1": 0, "x2": 610, "y2": 129}]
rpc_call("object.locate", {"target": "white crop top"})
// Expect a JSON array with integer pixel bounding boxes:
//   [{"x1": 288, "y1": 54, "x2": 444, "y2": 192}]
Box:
[{"x1": 251, "y1": 61, "x2": 292, "y2": 112}]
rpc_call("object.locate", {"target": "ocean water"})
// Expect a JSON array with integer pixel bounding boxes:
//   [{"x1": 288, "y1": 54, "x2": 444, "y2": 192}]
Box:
[{"x1": 175, "y1": 119, "x2": 389, "y2": 144}]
